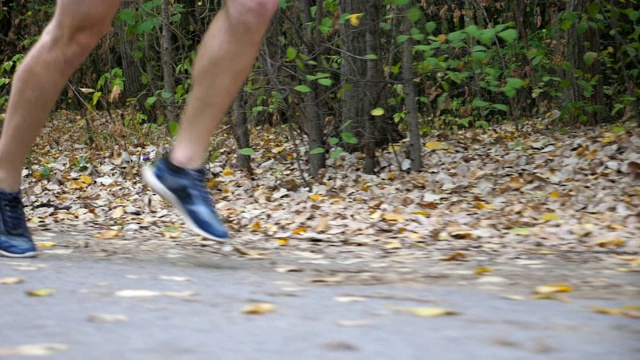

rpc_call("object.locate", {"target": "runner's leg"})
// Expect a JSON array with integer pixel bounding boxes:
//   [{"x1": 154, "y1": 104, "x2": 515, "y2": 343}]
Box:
[
  {"x1": 168, "y1": 0, "x2": 279, "y2": 169},
  {"x1": 0, "y1": 0, "x2": 122, "y2": 192}
]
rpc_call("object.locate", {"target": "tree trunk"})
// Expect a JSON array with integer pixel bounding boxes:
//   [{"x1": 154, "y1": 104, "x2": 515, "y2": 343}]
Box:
[
  {"x1": 301, "y1": 0, "x2": 325, "y2": 176},
  {"x1": 231, "y1": 91, "x2": 251, "y2": 173},
  {"x1": 402, "y1": 3, "x2": 423, "y2": 172},
  {"x1": 161, "y1": 0, "x2": 178, "y2": 125}
]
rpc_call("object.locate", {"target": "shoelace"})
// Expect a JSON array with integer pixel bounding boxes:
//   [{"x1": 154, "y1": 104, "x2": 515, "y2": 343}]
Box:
[
  {"x1": 0, "y1": 192, "x2": 28, "y2": 236},
  {"x1": 188, "y1": 169, "x2": 213, "y2": 207}
]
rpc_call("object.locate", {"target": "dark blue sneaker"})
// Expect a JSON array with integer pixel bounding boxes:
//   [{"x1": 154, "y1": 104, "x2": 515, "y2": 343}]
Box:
[
  {"x1": 142, "y1": 158, "x2": 229, "y2": 241},
  {"x1": 0, "y1": 190, "x2": 36, "y2": 258}
]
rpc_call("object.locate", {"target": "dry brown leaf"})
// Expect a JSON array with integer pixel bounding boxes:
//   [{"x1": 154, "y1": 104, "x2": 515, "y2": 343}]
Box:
[
  {"x1": 441, "y1": 252, "x2": 467, "y2": 261},
  {"x1": 242, "y1": 303, "x2": 276, "y2": 315},
  {"x1": 534, "y1": 283, "x2": 573, "y2": 294}
]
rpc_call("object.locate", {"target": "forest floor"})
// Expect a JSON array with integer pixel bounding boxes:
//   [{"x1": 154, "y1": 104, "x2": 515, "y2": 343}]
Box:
[{"x1": 1, "y1": 112, "x2": 639, "y2": 357}]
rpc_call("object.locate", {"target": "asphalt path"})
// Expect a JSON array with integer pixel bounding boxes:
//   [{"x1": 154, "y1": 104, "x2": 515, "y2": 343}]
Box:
[{"x1": 1, "y1": 253, "x2": 639, "y2": 360}]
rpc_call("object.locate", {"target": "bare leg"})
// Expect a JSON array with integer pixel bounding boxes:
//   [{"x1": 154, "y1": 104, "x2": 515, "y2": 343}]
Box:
[
  {"x1": 0, "y1": 0, "x2": 121, "y2": 192},
  {"x1": 168, "y1": 0, "x2": 279, "y2": 169}
]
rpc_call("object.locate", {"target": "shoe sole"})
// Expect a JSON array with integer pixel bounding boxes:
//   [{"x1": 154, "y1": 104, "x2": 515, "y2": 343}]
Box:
[
  {"x1": 142, "y1": 165, "x2": 228, "y2": 242},
  {"x1": 0, "y1": 249, "x2": 36, "y2": 258}
]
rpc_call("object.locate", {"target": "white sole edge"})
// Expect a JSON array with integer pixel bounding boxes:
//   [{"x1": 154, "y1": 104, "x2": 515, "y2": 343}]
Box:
[
  {"x1": 0, "y1": 249, "x2": 36, "y2": 258},
  {"x1": 141, "y1": 165, "x2": 228, "y2": 242}
]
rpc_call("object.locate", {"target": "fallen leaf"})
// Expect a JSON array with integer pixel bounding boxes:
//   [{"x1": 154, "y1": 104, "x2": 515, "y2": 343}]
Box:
[
  {"x1": 0, "y1": 277, "x2": 24, "y2": 285},
  {"x1": 541, "y1": 213, "x2": 560, "y2": 222},
  {"x1": 309, "y1": 194, "x2": 323, "y2": 201},
  {"x1": 308, "y1": 276, "x2": 344, "y2": 284},
  {"x1": 0, "y1": 344, "x2": 67, "y2": 357},
  {"x1": 388, "y1": 306, "x2": 457, "y2": 317},
  {"x1": 315, "y1": 217, "x2": 330, "y2": 232},
  {"x1": 80, "y1": 174, "x2": 93, "y2": 184},
  {"x1": 425, "y1": 141, "x2": 449, "y2": 150},
  {"x1": 334, "y1": 296, "x2": 367, "y2": 303},
  {"x1": 111, "y1": 207, "x2": 125, "y2": 218},
  {"x1": 474, "y1": 267, "x2": 492, "y2": 275},
  {"x1": 26, "y1": 288, "x2": 55, "y2": 297},
  {"x1": 501, "y1": 295, "x2": 525, "y2": 301},
  {"x1": 534, "y1": 283, "x2": 573, "y2": 294},
  {"x1": 242, "y1": 303, "x2": 276, "y2": 315},
  {"x1": 35, "y1": 241, "x2": 57, "y2": 247},
  {"x1": 594, "y1": 238, "x2": 625, "y2": 248},
  {"x1": 114, "y1": 289, "x2": 162, "y2": 298},
  {"x1": 441, "y1": 252, "x2": 467, "y2": 261},
  {"x1": 508, "y1": 227, "x2": 532, "y2": 236},
  {"x1": 88, "y1": 314, "x2": 129, "y2": 323},
  {"x1": 591, "y1": 306, "x2": 624, "y2": 316},
  {"x1": 157, "y1": 276, "x2": 192, "y2": 282},
  {"x1": 530, "y1": 294, "x2": 571, "y2": 302},
  {"x1": 94, "y1": 230, "x2": 122, "y2": 239},
  {"x1": 222, "y1": 168, "x2": 235, "y2": 176}
]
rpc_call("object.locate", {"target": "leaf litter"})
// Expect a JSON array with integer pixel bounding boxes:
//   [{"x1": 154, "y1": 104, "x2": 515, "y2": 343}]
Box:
[{"x1": 11, "y1": 113, "x2": 640, "y2": 298}]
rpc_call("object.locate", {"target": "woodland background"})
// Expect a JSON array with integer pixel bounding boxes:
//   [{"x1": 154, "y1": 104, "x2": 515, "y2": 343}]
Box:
[{"x1": 1, "y1": 0, "x2": 639, "y2": 176}]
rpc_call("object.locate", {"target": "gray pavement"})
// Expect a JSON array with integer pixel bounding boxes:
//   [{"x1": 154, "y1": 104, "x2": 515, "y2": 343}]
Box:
[{"x1": 1, "y1": 254, "x2": 639, "y2": 360}]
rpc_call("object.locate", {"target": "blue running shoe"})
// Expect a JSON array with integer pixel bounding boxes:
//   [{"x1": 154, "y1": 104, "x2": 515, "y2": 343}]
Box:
[
  {"x1": 142, "y1": 158, "x2": 229, "y2": 241},
  {"x1": 0, "y1": 190, "x2": 36, "y2": 258}
]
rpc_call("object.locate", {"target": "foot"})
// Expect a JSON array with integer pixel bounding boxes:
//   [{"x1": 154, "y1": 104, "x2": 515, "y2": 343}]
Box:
[
  {"x1": 0, "y1": 190, "x2": 36, "y2": 258},
  {"x1": 142, "y1": 158, "x2": 229, "y2": 241}
]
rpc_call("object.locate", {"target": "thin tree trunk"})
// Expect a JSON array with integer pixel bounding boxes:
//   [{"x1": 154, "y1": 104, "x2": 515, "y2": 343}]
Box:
[
  {"x1": 161, "y1": 0, "x2": 178, "y2": 125},
  {"x1": 301, "y1": 0, "x2": 325, "y2": 176},
  {"x1": 402, "y1": 3, "x2": 423, "y2": 171},
  {"x1": 232, "y1": 91, "x2": 251, "y2": 173}
]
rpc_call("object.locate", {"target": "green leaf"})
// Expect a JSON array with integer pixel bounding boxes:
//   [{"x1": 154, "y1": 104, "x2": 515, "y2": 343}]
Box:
[
  {"x1": 370, "y1": 108, "x2": 385, "y2": 116},
  {"x1": 492, "y1": 104, "x2": 509, "y2": 112},
  {"x1": 472, "y1": 98, "x2": 490, "y2": 108},
  {"x1": 341, "y1": 132, "x2": 358, "y2": 144},
  {"x1": 447, "y1": 30, "x2": 466, "y2": 42},
  {"x1": 407, "y1": 6, "x2": 422, "y2": 23},
  {"x1": 425, "y1": 22, "x2": 437, "y2": 34},
  {"x1": 506, "y1": 78, "x2": 524, "y2": 89},
  {"x1": 583, "y1": 52, "x2": 598, "y2": 66},
  {"x1": 294, "y1": 85, "x2": 312, "y2": 93},
  {"x1": 329, "y1": 137, "x2": 339, "y2": 146},
  {"x1": 330, "y1": 148, "x2": 344, "y2": 159},
  {"x1": 286, "y1": 47, "x2": 298, "y2": 61},
  {"x1": 396, "y1": 34, "x2": 410, "y2": 44},
  {"x1": 168, "y1": 121, "x2": 179, "y2": 136},
  {"x1": 498, "y1": 29, "x2": 518, "y2": 42},
  {"x1": 318, "y1": 78, "x2": 333, "y2": 86},
  {"x1": 365, "y1": 54, "x2": 379, "y2": 60},
  {"x1": 587, "y1": 1, "x2": 600, "y2": 18},
  {"x1": 239, "y1": 148, "x2": 255, "y2": 156},
  {"x1": 310, "y1": 147, "x2": 325, "y2": 155}
]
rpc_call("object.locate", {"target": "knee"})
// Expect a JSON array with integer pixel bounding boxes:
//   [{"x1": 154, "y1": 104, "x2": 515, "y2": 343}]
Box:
[
  {"x1": 227, "y1": 0, "x2": 279, "y2": 28},
  {"x1": 45, "y1": 20, "x2": 111, "y2": 67}
]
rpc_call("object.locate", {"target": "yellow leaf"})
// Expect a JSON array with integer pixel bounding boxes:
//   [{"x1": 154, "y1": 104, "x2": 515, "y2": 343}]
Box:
[
  {"x1": 534, "y1": 283, "x2": 573, "y2": 294},
  {"x1": 66, "y1": 180, "x2": 86, "y2": 189},
  {"x1": 585, "y1": 149, "x2": 598, "y2": 159},
  {"x1": 389, "y1": 306, "x2": 457, "y2": 317},
  {"x1": 508, "y1": 227, "x2": 531, "y2": 236},
  {"x1": 277, "y1": 238, "x2": 289, "y2": 246},
  {"x1": 222, "y1": 168, "x2": 234, "y2": 176},
  {"x1": 602, "y1": 135, "x2": 616, "y2": 143},
  {"x1": 383, "y1": 241, "x2": 403, "y2": 249},
  {"x1": 315, "y1": 217, "x2": 330, "y2": 232},
  {"x1": 35, "y1": 242, "x2": 57, "y2": 248},
  {"x1": 441, "y1": 252, "x2": 466, "y2": 261},
  {"x1": 293, "y1": 227, "x2": 307, "y2": 235},
  {"x1": 111, "y1": 207, "x2": 125, "y2": 219},
  {"x1": 475, "y1": 202, "x2": 495, "y2": 210},
  {"x1": 425, "y1": 141, "x2": 449, "y2": 150},
  {"x1": 382, "y1": 212, "x2": 404, "y2": 222},
  {"x1": 592, "y1": 306, "x2": 624, "y2": 315},
  {"x1": 309, "y1": 194, "x2": 322, "y2": 201},
  {"x1": 80, "y1": 175, "x2": 93, "y2": 184},
  {"x1": 162, "y1": 231, "x2": 182, "y2": 238},
  {"x1": 207, "y1": 179, "x2": 217, "y2": 188},
  {"x1": 541, "y1": 213, "x2": 560, "y2": 222},
  {"x1": 437, "y1": 34, "x2": 447, "y2": 42},
  {"x1": 607, "y1": 224, "x2": 626, "y2": 230},
  {"x1": 242, "y1": 303, "x2": 276, "y2": 315},
  {"x1": 250, "y1": 220, "x2": 262, "y2": 231},
  {"x1": 549, "y1": 190, "x2": 562, "y2": 199},
  {"x1": 348, "y1": 13, "x2": 363, "y2": 26},
  {"x1": 26, "y1": 288, "x2": 55, "y2": 297},
  {"x1": 474, "y1": 267, "x2": 492, "y2": 275},
  {"x1": 370, "y1": 107, "x2": 385, "y2": 116},
  {"x1": 1, "y1": 277, "x2": 25, "y2": 285},
  {"x1": 388, "y1": 145, "x2": 402, "y2": 152},
  {"x1": 530, "y1": 294, "x2": 571, "y2": 302},
  {"x1": 94, "y1": 230, "x2": 121, "y2": 239},
  {"x1": 595, "y1": 238, "x2": 625, "y2": 248},
  {"x1": 411, "y1": 211, "x2": 430, "y2": 216},
  {"x1": 272, "y1": 145, "x2": 286, "y2": 154}
]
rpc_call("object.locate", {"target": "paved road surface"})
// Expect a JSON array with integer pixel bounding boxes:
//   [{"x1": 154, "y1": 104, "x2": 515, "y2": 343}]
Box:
[{"x1": 1, "y1": 253, "x2": 639, "y2": 359}]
